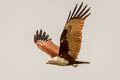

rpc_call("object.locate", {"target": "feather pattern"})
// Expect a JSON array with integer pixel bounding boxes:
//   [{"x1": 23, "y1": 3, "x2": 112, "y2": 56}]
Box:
[
  {"x1": 59, "y1": 2, "x2": 91, "y2": 59},
  {"x1": 34, "y1": 29, "x2": 59, "y2": 58}
]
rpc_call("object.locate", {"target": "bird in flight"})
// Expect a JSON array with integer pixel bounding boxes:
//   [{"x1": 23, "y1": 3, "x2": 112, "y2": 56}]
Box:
[{"x1": 34, "y1": 2, "x2": 91, "y2": 67}]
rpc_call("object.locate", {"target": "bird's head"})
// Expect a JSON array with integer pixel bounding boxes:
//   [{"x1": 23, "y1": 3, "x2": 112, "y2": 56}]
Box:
[{"x1": 46, "y1": 56, "x2": 69, "y2": 66}]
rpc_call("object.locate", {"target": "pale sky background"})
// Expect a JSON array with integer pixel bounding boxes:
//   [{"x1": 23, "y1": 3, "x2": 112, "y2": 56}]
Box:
[{"x1": 0, "y1": 0, "x2": 119, "y2": 80}]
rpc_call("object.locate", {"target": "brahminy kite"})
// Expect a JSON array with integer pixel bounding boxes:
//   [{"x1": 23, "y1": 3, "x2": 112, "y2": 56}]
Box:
[{"x1": 34, "y1": 2, "x2": 91, "y2": 67}]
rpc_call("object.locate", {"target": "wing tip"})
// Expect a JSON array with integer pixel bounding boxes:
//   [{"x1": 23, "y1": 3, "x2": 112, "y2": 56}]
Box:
[
  {"x1": 34, "y1": 29, "x2": 52, "y2": 43},
  {"x1": 66, "y1": 2, "x2": 91, "y2": 22}
]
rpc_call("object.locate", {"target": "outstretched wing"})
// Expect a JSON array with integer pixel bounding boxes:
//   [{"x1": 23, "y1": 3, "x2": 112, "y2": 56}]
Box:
[
  {"x1": 59, "y1": 2, "x2": 91, "y2": 59},
  {"x1": 34, "y1": 29, "x2": 59, "y2": 58}
]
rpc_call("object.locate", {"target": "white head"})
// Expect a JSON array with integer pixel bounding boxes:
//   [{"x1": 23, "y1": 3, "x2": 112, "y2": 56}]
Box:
[{"x1": 46, "y1": 56, "x2": 69, "y2": 66}]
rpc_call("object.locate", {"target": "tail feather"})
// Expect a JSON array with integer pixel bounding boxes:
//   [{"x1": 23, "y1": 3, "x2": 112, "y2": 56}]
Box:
[{"x1": 75, "y1": 61, "x2": 90, "y2": 64}]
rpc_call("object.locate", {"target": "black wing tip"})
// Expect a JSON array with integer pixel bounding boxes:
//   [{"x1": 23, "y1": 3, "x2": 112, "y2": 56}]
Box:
[
  {"x1": 34, "y1": 29, "x2": 51, "y2": 43},
  {"x1": 67, "y1": 10, "x2": 71, "y2": 22},
  {"x1": 83, "y1": 12, "x2": 91, "y2": 19},
  {"x1": 66, "y1": 2, "x2": 91, "y2": 22},
  {"x1": 34, "y1": 34, "x2": 37, "y2": 43}
]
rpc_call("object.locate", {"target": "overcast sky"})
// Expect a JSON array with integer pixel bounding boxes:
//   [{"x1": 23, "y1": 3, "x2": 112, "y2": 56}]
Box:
[{"x1": 0, "y1": 0, "x2": 118, "y2": 80}]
